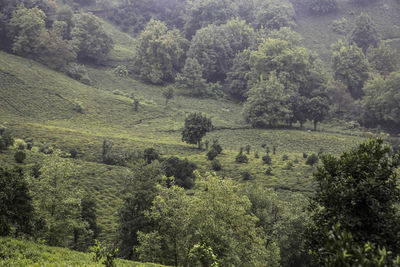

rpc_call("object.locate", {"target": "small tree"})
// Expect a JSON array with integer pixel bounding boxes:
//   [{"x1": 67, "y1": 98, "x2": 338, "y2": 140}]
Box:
[
  {"x1": 305, "y1": 153, "x2": 318, "y2": 166},
  {"x1": 182, "y1": 113, "x2": 213, "y2": 149},
  {"x1": 162, "y1": 86, "x2": 174, "y2": 106}
]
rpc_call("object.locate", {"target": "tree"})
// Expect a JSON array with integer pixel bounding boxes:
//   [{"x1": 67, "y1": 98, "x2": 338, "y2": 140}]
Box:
[
  {"x1": 253, "y1": 0, "x2": 295, "y2": 30},
  {"x1": 305, "y1": 0, "x2": 338, "y2": 14},
  {"x1": 134, "y1": 19, "x2": 186, "y2": 84},
  {"x1": 367, "y1": 42, "x2": 399, "y2": 76},
  {"x1": 137, "y1": 173, "x2": 278, "y2": 266},
  {"x1": 331, "y1": 41, "x2": 370, "y2": 99},
  {"x1": 243, "y1": 73, "x2": 292, "y2": 127},
  {"x1": 187, "y1": 19, "x2": 256, "y2": 83},
  {"x1": 226, "y1": 49, "x2": 251, "y2": 101},
  {"x1": 307, "y1": 96, "x2": 329, "y2": 130},
  {"x1": 349, "y1": 12, "x2": 380, "y2": 53},
  {"x1": 162, "y1": 156, "x2": 197, "y2": 189},
  {"x1": 71, "y1": 12, "x2": 114, "y2": 63},
  {"x1": 7, "y1": 5, "x2": 47, "y2": 57},
  {"x1": 175, "y1": 58, "x2": 208, "y2": 97},
  {"x1": 306, "y1": 139, "x2": 400, "y2": 264},
  {"x1": 0, "y1": 167, "x2": 34, "y2": 236},
  {"x1": 0, "y1": 127, "x2": 14, "y2": 152},
  {"x1": 118, "y1": 160, "x2": 163, "y2": 260},
  {"x1": 183, "y1": 0, "x2": 238, "y2": 38},
  {"x1": 162, "y1": 86, "x2": 174, "y2": 106},
  {"x1": 27, "y1": 150, "x2": 88, "y2": 248},
  {"x1": 182, "y1": 113, "x2": 213, "y2": 148},
  {"x1": 361, "y1": 71, "x2": 400, "y2": 131}
]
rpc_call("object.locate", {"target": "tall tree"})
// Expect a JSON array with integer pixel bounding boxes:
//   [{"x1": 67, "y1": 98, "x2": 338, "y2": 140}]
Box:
[
  {"x1": 349, "y1": 12, "x2": 380, "y2": 53},
  {"x1": 243, "y1": 73, "x2": 292, "y2": 127},
  {"x1": 175, "y1": 58, "x2": 208, "y2": 97},
  {"x1": 306, "y1": 139, "x2": 400, "y2": 264},
  {"x1": 134, "y1": 19, "x2": 186, "y2": 84},
  {"x1": 331, "y1": 41, "x2": 370, "y2": 99},
  {"x1": 71, "y1": 12, "x2": 113, "y2": 63},
  {"x1": 367, "y1": 42, "x2": 399, "y2": 76},
  {"x1": 0, "y1": 167, "x2": 34, "y2": 236}
]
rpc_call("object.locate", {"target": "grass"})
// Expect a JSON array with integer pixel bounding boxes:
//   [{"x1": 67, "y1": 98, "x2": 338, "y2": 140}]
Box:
[
  {"x1": 0, "y1": 48, "x2": 371, "y2": 243},
  {"x1": 0, "y1": 237, "x2": 167, "y2": 267}
]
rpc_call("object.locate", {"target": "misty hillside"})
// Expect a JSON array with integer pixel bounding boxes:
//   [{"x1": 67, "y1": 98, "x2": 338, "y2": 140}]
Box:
[{"x1": 1, "y1": 0, "x2": 400, "y2": 266}]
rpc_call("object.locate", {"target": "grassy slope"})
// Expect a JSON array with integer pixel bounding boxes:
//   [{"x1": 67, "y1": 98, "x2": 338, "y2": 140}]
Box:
[
  {"x1": 0, "y1": 237, "x2": 166, "y2": 267},
  {"x1": 294, "y1": 0, "x2": 400, "y2": 63}
]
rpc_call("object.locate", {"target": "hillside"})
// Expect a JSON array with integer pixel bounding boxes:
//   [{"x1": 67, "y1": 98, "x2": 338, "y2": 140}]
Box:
[{"x1": 0, "y1": 237, "x2": 166, "y2": 267}]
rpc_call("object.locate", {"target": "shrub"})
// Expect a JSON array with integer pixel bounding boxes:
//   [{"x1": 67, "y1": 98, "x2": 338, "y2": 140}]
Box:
[
  {"x1": 39, "y1": 144, "x2": 53, "y2": 154},
  {"x1": 306, "y1": 153, "x2": 319, "y2": 166},
  {"x1": 307, "y1": 0, "x2": 337, "y2": 14},
  {"x1": 143, "y1": 148, "x2": 159, "y2": 164},
  {"x1": 283, "y1": 161, "x2": 294, "y2": 170},
  {"x1": 113, "y1": 65, "x2": 128, "y2": 77},
  {"x1": 14, "y1": 150, "x2": 26, "y2": 163},
  {"x1": 245, "y1": 144, "x2": 251, "y2": 154},
  {"x1": 207, "y1": 148, "x2": 218, "y2": 161},
  {"x1": 303, "y1": 152, "x2": 308, "y2": 159},
  {"x1": 282, "y1": 154, "x2": 289, "y2": 161},
  {"x1": 211, "y1": 139, "x2": 223, "y2": 154},
  {"x1": 65, "y1": 63, "x2": 91, "y2": 85},
  {"x1": 163, "y1": 157, "x2": 197, "y2": 189},
  {"x1": 0, "y1": 129, "x2": 14, "y2": 151},
  {"x1": 15, "y1": 139, "x2": 26, "y2": 150},
  {"x1": 265, "y1": 167, "x2": 273, "y2": 176},
  {"x1": 211, "y1": 159, "x2": 222, "y2": 171},
  {"x1": 235, "y1": 151, "x2": 248, "y2": 163},
  {"x1": 69, "y1": 148, "x2": 78, "y2": 158},
  {"x1": 241, "y1": 170, "x2": 252, "y2": 180},
  {"x1": 262, "y1": 155, "x2": 272, "y2": 165},
  {"x1": 254, "y1": 152, "x2": 259, "y2": 158}
]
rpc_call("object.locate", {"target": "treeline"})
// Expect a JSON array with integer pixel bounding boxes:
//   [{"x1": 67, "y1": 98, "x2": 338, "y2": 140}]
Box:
[
  {"x1": 0, "y1": 0, "x2": 113, "y2": 83},
  {"x1": 111, "y1": 0, "x2": 399, "y2": 132}
]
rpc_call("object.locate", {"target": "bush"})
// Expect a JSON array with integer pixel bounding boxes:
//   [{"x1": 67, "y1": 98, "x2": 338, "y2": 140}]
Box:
[
  {"x1": 307, "y1": 0, "x2": 337, "y2": 14},
  {"x1": 265, "y1": 167, "x2": 273, "y2": 176},
  {"x1": 282, "y1": 154, "x2": 289, "y2": 161},
  {"x1": 69, "y1": 148, "x2": 78, "y2": 158},
  {"x1": 163, "y1": 157, "x2": 197, "y2": 189},
  {"x1": 210, "y1": 139, "x2": 223, "y2": 154},
  {"x1": 65, "y1": 63, "x2": 91, "y2": 85},
  {"x1": 306, "y1": 153, "x2": 319, "y2": 166},
  {"x1": 39, "y1": 144, "x2": 53, "y2": 154},
  {"x1": 113, "y1": 65, "x2": 128, "y2": 77},
  {"x1": 15, "y1": 139, "x2": 26, "y2": 150},
  {"x1": 283, "y1": 161, "x2": 294, "y2": 170},
  {"x1": 0, "y1": 129, "x2": 14, "y2": 151},
  {"x1": 262, "y1": 155, "x2": 272, "y2": 165},
  {"x1": 254, "y1": 152, "x2": 259, "y2": 158},
  {"x1": 143, "y1": 148, "x2": 159, "y2": 164},
  {"x1": 303, "y1": 152, "x2": 308, "y2": 159},
  {"x1": 241, "y1": 170, "x2": 252, "y2": 180},
  {"x1": 245, "y1": 145, "x2": 251, "y2": 154},
  {"x1": 211, "y1": 159, "x2": 222, "y2": 171},
  {"x1": 14, "y1": 151, "x2": 26, "y2": 163},
  {"x1": 207, "y1": 148, "x2": 218, "y2": 161},
  {"x1": 235, "y1": 152, "x2": 248, "y2": 163}
]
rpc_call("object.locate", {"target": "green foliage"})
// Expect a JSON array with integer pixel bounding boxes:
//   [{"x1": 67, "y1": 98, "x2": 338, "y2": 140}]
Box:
[
  {"x1": 0, "y1": 167, "x2": 33, "y2": 236},
  {"x1": 361, "y1": 71, "x2": 400, "y2": 131},
  {"x1": 113, "y1": 65, "x2": 128, "y2": 78},
  {"x1": 182, "y1": 112, "x2": 213, "y2": 148},
  {"x1": 162, "y1": 86, "x2": 174, "y2": 106},
  {"x1": 188, "y1": 243, "x2": 219, "y2": 267},
  {"x1": 27, "y1": 151, "x2": 89, "y2": 248},
  {"x1": 71, "y1": 12, "x2": 114, "y2": 62},
  {"x1": 367, "y1": 42, "x2": 399, "y2": 76},
  {"x1": 241, "y1": 170, "x2": 252, "y2": 180},
  {"x1": 235, "y1": 150, "x2": 249, "y2": 163},
  {"x1": 305, "y1": 0, "x2": 338, "y2": 14},
  {"x1": 118, "y1": 161, "x2": 163, "y2": 260},
  {"x1": 65, "y1": 63, "x2": 91, "y2": 84},
  {"x1": 90, "y1": 240, "x2": 118, "y2": 267},
  {"x1": 317, "y1": 224, "x2": 400, "y2": 267},
  {"x1": 14, "y1": 150, "x2": 26, "y2": 163},
  {"x1": 0, "y1": 128, "x2": 14, "y2": 151},
  {"x1": 306, "y1": 139, "x2": 400, "y2": 264},
  {"x1": 162, "y1": 156, "x2": 197, "y2": 189},
  {"x1": 210, "y1": 139, "x2": 223, "y2": 154},
  {"x1": 211, "y1": 159, "x2": 222, "y2": 171},
  {"x1": 243, "y1": 73, "x2": 291, "y2": 127},
  {"x1": 262, "y1": 154, "x2": 272, "y2": 164},
  {"x1": 187, "y1": 19, "x2": 256, "y2": 82},
  {"x1": 226, "y1": 49, "x2": 251, "y2": 101},
  {"x1": 349, "y1": 12, "x2": 380, "y2": 53},
  {"x1": 134, "y1": 19, "x2": 186, "y2": 84},
  {"x1": 183, "y1": 0, "x2": 238, "y2": 38},
  {"x1": 331, "y1": 41, "x2": 370, "y2": 99},
  {"x1": 175, "y1": 57, "x2": 208, "y2": 97},
  {"x1": 206, "y1": 148, "x2": 218, "y2": 161},
  {"x1": 137, "y1": 173, "x2": 277, "y2": 266},
  {"x1": 143, "y1": 148, "x2": 159, "y2": 164},
  {"x1": 7, "y1": 5, "x2": 47, "y2": 57},
  {"x1": 253, "y1": 0, "x2": 295, "y2": 30},
  {"x1": 305, "y1": 153, "x2": 319, "y2": 166}
]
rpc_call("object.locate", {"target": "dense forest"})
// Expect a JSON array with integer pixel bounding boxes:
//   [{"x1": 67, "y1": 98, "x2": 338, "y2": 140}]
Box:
[{"x1": 1, "y1": 0, "x2": 400, "y2": 266}]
